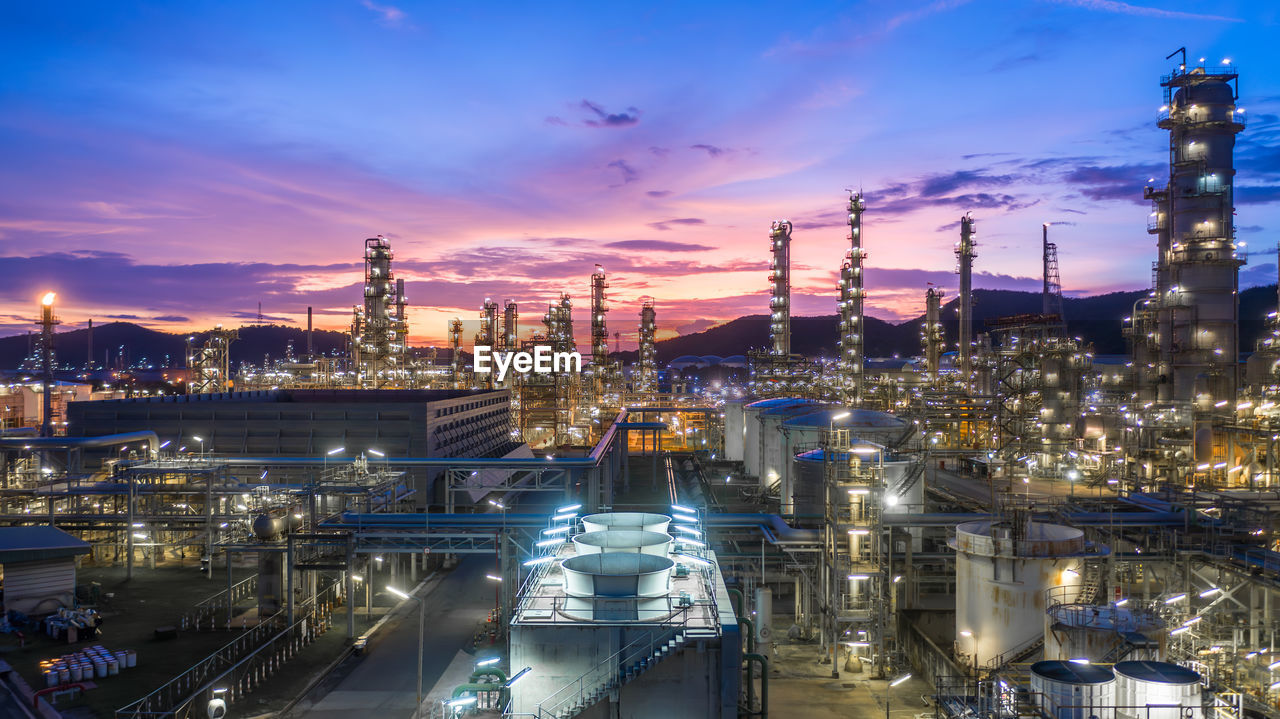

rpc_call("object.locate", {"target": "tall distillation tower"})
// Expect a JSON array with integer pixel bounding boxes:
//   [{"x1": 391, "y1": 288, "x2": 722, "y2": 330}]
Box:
[
  {"x1": 839, "y1": 192, "x2": 867, "y2": 405},
  {"x1": 448, "y1": 318, "x2": 464, "y2": 389},
  {"x1": 503, "y1": 300, "x2": 519, "y2": 352},
  {"x1": 350, "y1": 236, "x2": 409, "y2": 388},
  {"x1": 477, "y1": 298, "x2": 500, "y2": 389},
  {"x1": 924, "y1": 287, "x2": 946, "y2": 386},
  {"x1": 956, "y1": 214, "x2": 977, "y2": 389},
  {"x1": 636, "y1": 299, "x2": 658, "y2": 401},
  {"x1": 38, "y1": 293, "x2": 59, "y2": 437},
  {"x1": 769, "y1": 221, "x2": 793, "y2": 357},
  {"x1": 1144, "y1": 54, "x2": 1246, "y2": 410},
  {"x1": 590, "y1": 265, "x2": 611, "y2": 406}
]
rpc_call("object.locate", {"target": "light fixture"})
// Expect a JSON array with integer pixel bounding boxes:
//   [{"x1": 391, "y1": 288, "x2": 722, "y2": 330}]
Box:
[
  {"x1": 485, "y1": 574, "x2": 502, "y2": 582},
  {"x1": 671, "y1": 504, "x2": 695, "y2": 514},
  {"x1": 1069, "y1": 658, "x2": 1090, "y2": 665},
  {"x1": 506, "y1": 667, "x2": 532, "y2": 687},
  {"x1": 447, "y1": 695, "x2": 478, "y2": 708},
  {"x1": 387, "y1": 586, "x2": 411, "y2": 601},
  {"x1": 959, "y1": 630, "x2": 972, "y2": 637},
  {"x1": 890, "y1": 673, "x2": 912, "y2": 687},
  {"x1": 831, "y1": 411, "x2": 851, "y2": 421},
  {"x1": 523, "y1": 556, "x2": 557, "y2": 567},
  {"x1": 673, "y1": 552, "x2": 711, "y2": 567},
  {"x1": 535, "y1": 538, "x2": 562, "y2": 547},
  {"x1": 367, "y1": 448, "x2": 385, "y2": 457},
  {"x1": 542, "y1": 526, "x2": 571, "y2": 535},
  {"x1": 1165, "y1": 593, "x2": 1187, "y2": 604},
  {"x1": 671, "y1": 525, "x2": 701, "y2": 537},
  {"x1": 556, "y1": 503, "x2": 582, "y2": 513},
  {"x1": 476, "y1": 657, "x2": 500, "y2": 667},
  {"x1": 327, "y1": 446, "x2": 345, "y2": 455}
]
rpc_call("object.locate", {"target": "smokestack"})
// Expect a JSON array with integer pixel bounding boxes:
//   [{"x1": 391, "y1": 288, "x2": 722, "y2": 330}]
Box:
[
  {"x1": 956, "y1": 213, "x2": 977, "y2": 386},
  {"x1": 306, "y1": 306, "x2": 314, "y2": 358},
  {"x1": 87, "y1": 318, "x2": 94, "y2": 370}
]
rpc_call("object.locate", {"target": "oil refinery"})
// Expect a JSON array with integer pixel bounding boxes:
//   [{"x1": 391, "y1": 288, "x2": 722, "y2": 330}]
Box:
[{"x1": 2, "y1": 47, "x2": 1280, "y2": 719}]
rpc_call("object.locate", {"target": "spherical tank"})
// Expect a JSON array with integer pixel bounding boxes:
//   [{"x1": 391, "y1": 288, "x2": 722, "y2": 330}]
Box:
[
  {"x1": 1030, "y1": 660, "x2": 1116, "y2": 719},
  {"x1": 951, "y1": 520, "x2": 1089, "y2": 671}
]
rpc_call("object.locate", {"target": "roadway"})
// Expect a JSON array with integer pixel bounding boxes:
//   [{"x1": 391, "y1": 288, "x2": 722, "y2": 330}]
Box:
[{"x1": 292, "y1": 555, "x2": 494, "y2": 719}]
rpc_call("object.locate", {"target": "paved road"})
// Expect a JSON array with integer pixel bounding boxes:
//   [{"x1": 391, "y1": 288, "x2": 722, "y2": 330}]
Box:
[{"x1": 294, "y1": 555, "x2": 493, "y2": 718}]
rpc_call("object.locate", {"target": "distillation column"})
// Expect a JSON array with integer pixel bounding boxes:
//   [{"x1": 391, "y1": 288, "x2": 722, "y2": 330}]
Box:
[
  {"x1": 477, "y1": 299, "x2": 500, "y2": 389},
  {"x1": 924, "y1": 287, "x2": 945, "y2": 386},
  {"x1": 769, "y1": 221, "x2": 793, "y2": 357},
  {"x1": 449, "y1": 318, "x2": 464, "y2": 389},
  {"x1": 1151, "y1": 59, "x2": 1246, "y2": 409},
  {"x1": 636, "y1": 300, "x2": 657, "y2": 400},
  {"x1": 956, "y1": 214, "x2": 977, "y2": 389},
  {"x1": 351, "y1": 236, "x2": 408, "y2": 388},
  {"x1": 839, "y1": 192, "x2": 866, "y2": 405},
  {"x1": 590, "y1": 266, "x2": 610, "y2": 405},
  {"x1": 503, "y1": 300, "x2": 518, "y2": 351}
]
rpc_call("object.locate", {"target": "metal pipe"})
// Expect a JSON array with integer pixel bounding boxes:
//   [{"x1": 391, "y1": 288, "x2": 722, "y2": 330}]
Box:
[{"x1": 743, "y1": 653, "x2": 768, "y2": 718}]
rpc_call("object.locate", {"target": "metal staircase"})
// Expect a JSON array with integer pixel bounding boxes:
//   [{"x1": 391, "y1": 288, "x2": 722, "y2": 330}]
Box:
[
  {"x1": 535, "y1": 627, "x2": 716, "y2": 719},
  {"x1": 1075, "y1": 563, "x2": 1101, "y2": 604}
]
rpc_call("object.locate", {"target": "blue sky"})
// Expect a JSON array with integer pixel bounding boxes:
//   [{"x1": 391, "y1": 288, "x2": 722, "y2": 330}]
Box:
[{"x1": 1, "y1": 0, "x2": 1277, "y2": 344}]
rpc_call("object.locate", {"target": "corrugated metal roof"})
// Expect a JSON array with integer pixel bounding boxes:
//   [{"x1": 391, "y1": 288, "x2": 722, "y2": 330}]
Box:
[{"x1": 0, "y1": 526, "x2": 90, "y2": 564}]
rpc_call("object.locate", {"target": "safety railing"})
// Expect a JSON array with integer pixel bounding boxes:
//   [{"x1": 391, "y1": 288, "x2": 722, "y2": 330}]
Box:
[
  {"x1": 535, "y1": 622, "x2": 688, "y2": 719},
  {"x1": 116, "y1": 581, "x2": 343, "y2": 719},
  {"x1": 181, "y1": 574, "x2": 259, "y2": 631}
]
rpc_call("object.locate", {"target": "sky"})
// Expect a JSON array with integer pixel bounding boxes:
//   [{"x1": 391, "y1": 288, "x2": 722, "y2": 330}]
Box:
[{"x1": 1, "y1": 1, "x2": 1278, "y2": 348}]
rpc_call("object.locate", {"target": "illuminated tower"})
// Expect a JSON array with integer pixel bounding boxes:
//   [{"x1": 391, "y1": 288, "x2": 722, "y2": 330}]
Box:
[
  {"x1": 476, "y1": 298, "x2": 499, "y2": 388},
  {"x1": 1147, "y1": 53, "x2": 1245, "y2": 408},
  {"x1": 839, "y1": 192, "x2": 866, "y2": 405},
  {"x1": 503, "y1": 300, "x2": 519, "y2": 351},
  {"x1": 350, "y1": 236, "x2": 409, "y2": 388},
  {"x1": 955, "y1": 214, "x2": 977, "y2": 387},
  {"x1": 924, "y1": 287, "x2": 945, "y2": 385},
  {"x1": 769, "y1": 220, "x2": 792, "y2": 357},
  {"x1": 38, "y1": 293, "x2": 59, "y2": 436},
  {"x1": 590, "y1": 266, "x2": 610, "y2": 404},
  {"x1": 448, "y1": 318, "x2": 464, "y2": 389},
  {"x1": 636, "y1": 299, "x2": 657, "y2": 399}
]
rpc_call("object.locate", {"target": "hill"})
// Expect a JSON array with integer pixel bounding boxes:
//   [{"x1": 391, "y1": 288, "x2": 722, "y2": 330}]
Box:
[{"x1": 3, "y1": 285, "x2": 1276, "y2": 371}]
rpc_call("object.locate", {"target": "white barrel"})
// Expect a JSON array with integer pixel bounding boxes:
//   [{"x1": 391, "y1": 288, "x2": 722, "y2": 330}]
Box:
[
  {"x1": 1030, "y1": 660, "x2": 1116, "y2": 719},
  {"x1": 1114, "y1": 661, "x2": 1201, "y2": 719},
  {"x1": 126, "y1": 649, "x2": 137, "y2": 668}
]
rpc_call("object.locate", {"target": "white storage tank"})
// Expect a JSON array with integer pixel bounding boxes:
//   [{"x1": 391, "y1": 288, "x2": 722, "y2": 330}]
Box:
[
  {"x1": 725, "y1": 398, "x2": 746, "y2": 462},
  {"x1": 572, "y1": 530, "x2": 672, "y2": 556},
  {"x1": 743, "y1": 398, "x2": 823, "y2": 481},
  {"x1": 779, "y1": 409, "x2": 912, "y2": 512},
  {"x1": 1113, "y1": 661, "x2": 1201, "y2": 719},
  {"x1": 950, "y1": 520, "x2": 1095, "y2": 671},
  {"x1": 581, "y1": 512, "x2": 670, "y2": 534},
  {"x1": 1030, "y1": 660, "x2": 1116, "y2": 719},
  {"x1": 1044, "y1": 589, "x2": 1165, "y2": 662},
  {"x1": 759, "y1": 400, "x2": 830, "y2": 489}
]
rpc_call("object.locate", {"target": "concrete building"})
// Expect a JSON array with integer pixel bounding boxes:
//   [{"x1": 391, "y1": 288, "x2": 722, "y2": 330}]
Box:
[{"x1": 65, "y1": 388, "x2": 516, "y2": 504}]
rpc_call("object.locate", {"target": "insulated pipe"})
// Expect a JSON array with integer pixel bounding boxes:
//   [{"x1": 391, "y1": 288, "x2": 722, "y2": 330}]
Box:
[
  {"x1": 0, "y1": 430, "x2": 160, "y2": 455},
  {"x1": 743, "y1": 653, "x2": 769, "y2": 718}
]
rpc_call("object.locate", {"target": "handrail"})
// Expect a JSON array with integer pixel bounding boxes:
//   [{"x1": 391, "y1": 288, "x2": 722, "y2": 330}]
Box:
[{"x1": 536, "y1": 621, "x2": 685, "y2": 718}]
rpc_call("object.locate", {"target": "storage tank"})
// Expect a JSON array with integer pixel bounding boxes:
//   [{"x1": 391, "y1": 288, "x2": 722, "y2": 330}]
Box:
[
  {"x1": 760, "y1": 400, "x2": 830, "y2": 489},
  {"x1": 1030, "y1": 660, "x2": 1116, "y2": 719},
  {"x1": 581, "y1": 512, "x2": 670, "y2": 534},
  {"x1": 778, "y1": 408, "x2": 912, "y2": 512},
  {"x1": 743, "y1": 398, "x2": 824, "y2": 481},
  {"x1": 572, "y1": 530, "x2": 672, "y2": 556},
  {"x1": 1113, "y1": 661, "x2": 1201, "y2": 719},
  {"x1": 950, "y1": 519, "x2": 1099, "y2": 671},
  {"x1": 791, "y1": 449, "x2": 828, "y2": 522},
  {"x1": 1044, "y1": 588, "x2": 1165, "y2": 662},
  {"x1": 725, "y1": 398, "x2": 746, "y2": 462}
]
